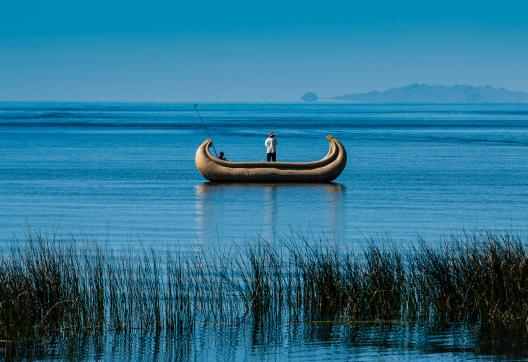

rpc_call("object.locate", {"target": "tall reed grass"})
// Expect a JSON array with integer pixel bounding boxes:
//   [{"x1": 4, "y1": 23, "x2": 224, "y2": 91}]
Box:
[{"x1": 1, "y1": 231, "x2": 528, "y2": 342}]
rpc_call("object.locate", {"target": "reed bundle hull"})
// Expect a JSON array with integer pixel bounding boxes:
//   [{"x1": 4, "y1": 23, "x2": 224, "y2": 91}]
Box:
[{"x1": 195, "y1": 135, "x2": 347, "y2": 183}]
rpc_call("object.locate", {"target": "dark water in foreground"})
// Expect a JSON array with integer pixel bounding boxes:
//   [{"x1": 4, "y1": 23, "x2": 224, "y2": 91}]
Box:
[
  {"x1": 1, "y1": 102, "x2": 528, "y2": 360},
  {"x1": 6, "y1": 323, "x2": 528, "y2": 361}
]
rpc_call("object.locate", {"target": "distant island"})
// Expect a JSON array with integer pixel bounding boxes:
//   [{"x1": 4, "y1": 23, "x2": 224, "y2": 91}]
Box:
[
  {"x1": 301, "y1": 84, "x2": 528, "y2": 103},
  {"x1": 300, "y1": 92, "x2": 319, "y2": 103}
]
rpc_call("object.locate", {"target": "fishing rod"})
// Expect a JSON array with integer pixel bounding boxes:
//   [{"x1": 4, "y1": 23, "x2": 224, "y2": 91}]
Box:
[{"x1": 193, "y1": 103, "x2": 218, "y2": 157}]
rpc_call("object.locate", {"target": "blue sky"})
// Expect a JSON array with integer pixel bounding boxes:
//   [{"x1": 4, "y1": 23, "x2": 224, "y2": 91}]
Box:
[{"x1": 1, "y1": 0, "x2": 527, "y2": 101}]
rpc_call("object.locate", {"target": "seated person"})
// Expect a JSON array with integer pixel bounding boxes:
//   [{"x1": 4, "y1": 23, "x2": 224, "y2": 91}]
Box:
[{"x1": 218, "y1": 151, "x2": 227, "y2": 161}]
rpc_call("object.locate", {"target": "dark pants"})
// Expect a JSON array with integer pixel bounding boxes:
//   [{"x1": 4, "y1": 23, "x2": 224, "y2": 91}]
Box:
[{"x1": 266, "y1": 152, "x2": 276, "y2": 162}]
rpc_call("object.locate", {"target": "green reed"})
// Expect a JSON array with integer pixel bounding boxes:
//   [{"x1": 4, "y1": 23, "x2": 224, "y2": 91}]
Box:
[{"x1": 1, "y1": 231, "x2": 528, "y2": 343}]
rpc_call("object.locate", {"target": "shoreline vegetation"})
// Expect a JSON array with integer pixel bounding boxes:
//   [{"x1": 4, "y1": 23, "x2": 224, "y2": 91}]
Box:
[{"x1": 1, "y1": 231, "x2": 528, "y2": 347}]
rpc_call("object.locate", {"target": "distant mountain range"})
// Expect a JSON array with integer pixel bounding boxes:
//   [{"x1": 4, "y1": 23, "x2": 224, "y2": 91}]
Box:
[{"x1": 301, "y1": 84, "x2": 528, "y2": 103}]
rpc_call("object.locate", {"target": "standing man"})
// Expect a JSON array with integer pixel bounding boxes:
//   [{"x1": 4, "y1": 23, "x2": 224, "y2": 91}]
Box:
[{"x1": 265, "y1": 131, "x2": 278, "y2": 162}]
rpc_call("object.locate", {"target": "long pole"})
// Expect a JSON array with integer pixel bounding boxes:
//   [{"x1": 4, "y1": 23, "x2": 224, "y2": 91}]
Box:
[{"x1": 193, "y1": 103, "x2": 218, "y2": 157}]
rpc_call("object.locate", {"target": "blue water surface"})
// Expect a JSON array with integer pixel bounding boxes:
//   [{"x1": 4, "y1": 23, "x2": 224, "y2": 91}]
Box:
[
  {"x1": 2, "y1": 102, "x2": 528, "y2": 360},
  {"x1": 1, "y1": 102, "x2": 527, "y2": 248}
]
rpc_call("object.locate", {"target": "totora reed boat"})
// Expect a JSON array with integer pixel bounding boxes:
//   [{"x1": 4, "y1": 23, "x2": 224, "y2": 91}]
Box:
[{"x1": 195, "y1": 135, "x2": 347, "y2": 183}]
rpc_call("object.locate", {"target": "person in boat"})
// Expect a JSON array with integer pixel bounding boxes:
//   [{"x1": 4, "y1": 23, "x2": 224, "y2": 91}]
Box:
[
  {"x1": 265, "y1": 131, "x2": 277, "y2": 162},
  {"x1": 218, "y1": 151, "x2": 227, "y2": 161}
]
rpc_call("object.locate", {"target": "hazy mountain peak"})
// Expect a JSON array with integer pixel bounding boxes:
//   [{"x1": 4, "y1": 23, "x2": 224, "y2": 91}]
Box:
[{"x1": 329, "y1": 84, "x2": 528, "y2": 103}]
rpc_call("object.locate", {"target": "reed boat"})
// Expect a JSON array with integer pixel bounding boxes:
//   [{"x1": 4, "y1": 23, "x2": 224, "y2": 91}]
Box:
[{"x1": 195, "y1": 135, "x2": 347, "y2": 183}]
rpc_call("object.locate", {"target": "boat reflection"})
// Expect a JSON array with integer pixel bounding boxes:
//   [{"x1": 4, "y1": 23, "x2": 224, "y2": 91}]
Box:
[{"x1": 194, "y1": 183, "x2": 345, "y2": 244}]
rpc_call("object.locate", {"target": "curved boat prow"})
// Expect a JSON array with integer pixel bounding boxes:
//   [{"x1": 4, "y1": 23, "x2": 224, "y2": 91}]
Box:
[{"x1": 195, "y1": 135, "x2": 347, "y2": 183}]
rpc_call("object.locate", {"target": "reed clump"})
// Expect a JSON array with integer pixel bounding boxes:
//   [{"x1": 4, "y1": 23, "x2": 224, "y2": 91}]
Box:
[
  {"x1": 1, "y1": 231, "x2": 528, "y2": 342},
  {"x1": 287, "y1": 242, "x2": 406, "y2": 321},
  {"x1": 411, "y1": 232, "x2": 528, "y2": 324}
]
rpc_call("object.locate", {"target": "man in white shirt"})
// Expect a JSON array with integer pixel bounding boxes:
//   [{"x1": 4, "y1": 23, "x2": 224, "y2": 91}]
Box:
[{"x1": 265, "y1": 131, "x2": 278, "y2": 162}]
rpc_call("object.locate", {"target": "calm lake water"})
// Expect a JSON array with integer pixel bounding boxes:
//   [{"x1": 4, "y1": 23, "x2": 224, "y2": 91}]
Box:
[{"x1": 1, "y1": 102, "x2": 528, "y2": 360}]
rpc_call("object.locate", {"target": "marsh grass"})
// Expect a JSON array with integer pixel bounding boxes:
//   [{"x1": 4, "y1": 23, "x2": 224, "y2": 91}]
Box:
[{"x1": 1, "y1": 231, "x2": 528, "y2": 343}]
